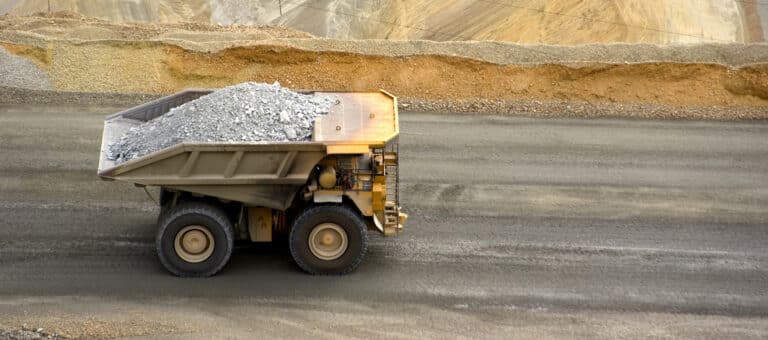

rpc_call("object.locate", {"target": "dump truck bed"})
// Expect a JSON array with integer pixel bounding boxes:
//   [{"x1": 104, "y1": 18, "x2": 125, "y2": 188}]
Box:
[{"x1": 97, "y1": 88, "x2": 398, "y2": 210}]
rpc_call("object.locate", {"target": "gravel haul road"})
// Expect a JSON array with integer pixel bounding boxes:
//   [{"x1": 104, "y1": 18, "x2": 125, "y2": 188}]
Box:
[{"x1": 1, "y1": 105, "x2": 767, "y2": 339}]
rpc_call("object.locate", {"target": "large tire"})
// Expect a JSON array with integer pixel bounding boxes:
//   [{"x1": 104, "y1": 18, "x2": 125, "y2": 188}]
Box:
[
  {"x1": 289, "y1": 205, "x2": 368, "y2": 275},
  {"x1": 156, "y1": 201, "x2": 235, "y2": 277}
]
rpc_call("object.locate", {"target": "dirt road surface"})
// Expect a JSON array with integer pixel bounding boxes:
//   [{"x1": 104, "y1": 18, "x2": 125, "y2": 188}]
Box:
[{"x1": 1, "y1": 105, "x2": 767, "y2": 339}]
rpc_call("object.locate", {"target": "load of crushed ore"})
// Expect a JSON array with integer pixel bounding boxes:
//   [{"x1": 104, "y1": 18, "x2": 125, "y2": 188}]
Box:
[{"x1": 107, "y1": 82, "x2": 338, "y2": 164}]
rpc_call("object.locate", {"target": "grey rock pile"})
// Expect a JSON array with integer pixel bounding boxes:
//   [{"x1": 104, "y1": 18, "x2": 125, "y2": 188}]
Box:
[
  {"x1": 0, "y1": 46, "x2": 52, "y2": 90},
  {"x1": 0, "y1": 326, "x2": 59, "y2": 339},
  {"x1": 108, "y1": 82, "x2": 338, "y2": 164}
]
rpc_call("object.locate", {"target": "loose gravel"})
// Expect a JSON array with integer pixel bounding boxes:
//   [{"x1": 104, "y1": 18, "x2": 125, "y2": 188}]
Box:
[
  {"x1": 210, "y1": 0, "x2": 265, "y2": 25},
  {"x1": 107, "y1": 82, "x2": 338, "y2": 163},
  {"x1": 399, "y1": 97, "x2": 768, "y2": 120},
  {"x1": 0, "y1": 47, "x2": 52, "y2": 91},
  {"x1": 2, "y1": 87, "x2": 765, "y2": 121},
  {"x1": 0, "y1": 326, "x2": 61, "y2": 340}
]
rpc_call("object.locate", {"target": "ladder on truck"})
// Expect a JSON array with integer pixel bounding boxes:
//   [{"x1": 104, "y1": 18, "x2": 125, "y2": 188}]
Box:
[{"x1": 376, "y1": 140, "x2": 401, "y2": 236}]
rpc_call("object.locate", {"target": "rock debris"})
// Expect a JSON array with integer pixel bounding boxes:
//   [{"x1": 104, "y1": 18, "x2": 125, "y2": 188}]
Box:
[
  {"x1": 0, "y1": 46, "x2": 52, "y2": 91},
  {"x1": 108, "y1": 82, "x2": 338, "y2": 164}
]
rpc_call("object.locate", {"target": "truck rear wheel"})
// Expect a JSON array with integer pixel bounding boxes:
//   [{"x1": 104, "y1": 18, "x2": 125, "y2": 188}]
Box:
[
  {"x1": 156, "y1": 201, "x2": 234, "y2": 277},
  {"x1": 289, "y1": 205, "x2": 368, "y2": 275}
]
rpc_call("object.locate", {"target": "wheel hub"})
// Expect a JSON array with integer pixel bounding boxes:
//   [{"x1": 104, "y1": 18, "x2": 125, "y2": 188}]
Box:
[
  {"x1": 308, "y1": 223, "x2": 348, "y2": 261},
  {"x1": 174, "y1": 225, "x2": 215, "y2": 263}
]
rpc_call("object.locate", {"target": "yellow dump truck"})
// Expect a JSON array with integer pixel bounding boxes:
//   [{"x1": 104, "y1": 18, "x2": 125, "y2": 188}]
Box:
[{"x1": 98, "y1": 89, "x2": 406, "y2": 276}]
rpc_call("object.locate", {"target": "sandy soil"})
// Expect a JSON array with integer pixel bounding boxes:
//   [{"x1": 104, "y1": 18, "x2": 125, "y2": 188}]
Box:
[
  {"x1": 385, "y1": 0, "x2": 748, "y2": 43},
  {"x1": 0, "y1": 12, "x2": 313, "y2": 40},
  {"x1": 4, "y1": 0, "x2": 764, "y2": 43},
  {"x1": 7, "y1": 0, "x2": 211, "y2": 23},
  {"x1": 1, "y1": 15, "x2": 767, "y2": 120}
]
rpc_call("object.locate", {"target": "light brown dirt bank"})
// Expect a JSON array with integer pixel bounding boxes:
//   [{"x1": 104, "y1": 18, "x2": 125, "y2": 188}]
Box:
[
  {"x1": 2, "y1": 39, "x2": 766, "y2": 108},
  {"x1": 1, "y1": 15, "x2": 767, "y2": 119}
]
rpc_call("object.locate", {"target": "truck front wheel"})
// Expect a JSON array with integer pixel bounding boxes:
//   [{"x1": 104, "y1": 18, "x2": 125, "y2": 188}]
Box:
[
  {"x1": 289, "y1": 205, "x2": 368, "y2": 275},
  {"x1": 156, "y1": 201, "x2": 235, "y2": 277}
]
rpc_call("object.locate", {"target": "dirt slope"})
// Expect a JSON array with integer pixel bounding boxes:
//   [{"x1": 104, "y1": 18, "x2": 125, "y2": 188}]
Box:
[
  {"x1": 1, "y1": 15, "x2": 767, "y2": 119},
  {"x1": 4, "y1": 0, "x2": 765, "y2": 43},
  {"x1": 362, "y1": 0, "x2": 748, "y2": 43},
  {"x1": 7, "y1": 0, "x2": 211, "y2": 23}
]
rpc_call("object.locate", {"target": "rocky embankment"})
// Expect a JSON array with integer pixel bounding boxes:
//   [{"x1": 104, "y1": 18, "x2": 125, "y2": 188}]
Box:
[{"x1": 1, "y1": 14, "x2": 767, "y2": 120}]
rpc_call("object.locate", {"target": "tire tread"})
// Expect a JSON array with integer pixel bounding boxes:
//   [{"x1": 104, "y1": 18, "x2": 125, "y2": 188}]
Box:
[
  {"x1": 156, "y1": 201, "x2": 234, "y2": 277},
  {"x1": 289, "y1": 204, "x2": 368, "y2": 275}
]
